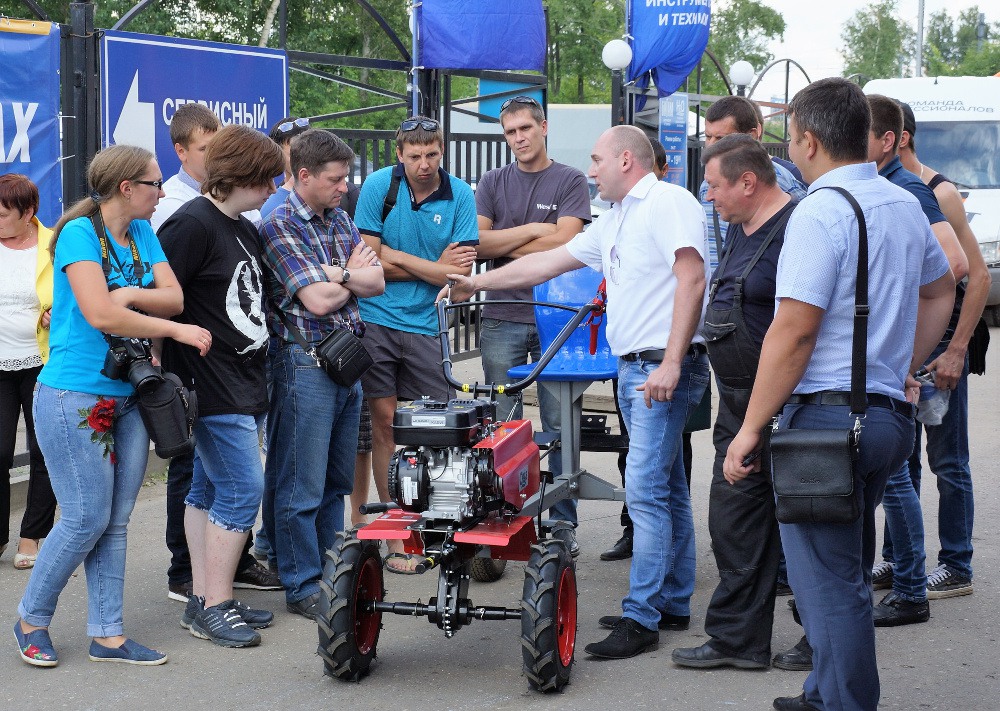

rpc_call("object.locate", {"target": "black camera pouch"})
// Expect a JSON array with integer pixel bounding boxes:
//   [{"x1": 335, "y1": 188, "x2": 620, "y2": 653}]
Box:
[{"x1": 138, "y1": 372, "x2": 198, "y2": 458}]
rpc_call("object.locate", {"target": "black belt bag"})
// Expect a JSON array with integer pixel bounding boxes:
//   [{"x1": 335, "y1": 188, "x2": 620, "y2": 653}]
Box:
[
  {"x1": 770, "y1": 187, "x2": 869, "y2": 526},
  {"x1": 312, "y1": 328, "x2": 373, "y2": 387},
  {"x1": 278, "y1": 310, "x2": 372, "y2": 387}
]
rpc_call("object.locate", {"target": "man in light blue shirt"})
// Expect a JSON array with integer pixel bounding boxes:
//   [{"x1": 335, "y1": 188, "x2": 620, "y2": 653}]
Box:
[{"x1": 723, "y1": 78, "x2": 954, "y2": 711}]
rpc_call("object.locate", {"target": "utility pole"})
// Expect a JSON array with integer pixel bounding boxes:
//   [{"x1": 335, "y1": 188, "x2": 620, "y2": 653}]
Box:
[{"x1": 915, "y1": 0, "x2": 925, "y2": 77}]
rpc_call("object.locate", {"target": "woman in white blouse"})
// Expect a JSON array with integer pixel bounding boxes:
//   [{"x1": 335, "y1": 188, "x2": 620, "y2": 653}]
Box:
[{"x1": 0, "y1": 174, "x2": 55, "y2": 570}]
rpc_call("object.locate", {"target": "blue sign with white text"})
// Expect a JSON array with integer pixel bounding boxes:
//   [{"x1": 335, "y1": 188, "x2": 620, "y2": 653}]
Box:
[
  {"x1": 100, "y1": 30, "x2": 287, "y2": 180},
  {"x1": 0, "y1": 22, "x2": 62, "y2": 226},
  {"x1": 659, "y1": 93, "x2": 689, "y2": 187},
  {"x1": 629, "y1": 0, "x2": 711, "y2": 97}
]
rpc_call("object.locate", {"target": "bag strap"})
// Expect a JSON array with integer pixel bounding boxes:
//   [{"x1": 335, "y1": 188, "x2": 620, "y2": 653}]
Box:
[
  {"x1": 275, "y1": 306, "x2": 318, "y2": 355},
  {"x1": 815, "y1": 186, "x2": 868, "y2": 416},
  {"x1": 381, "y1": 170, "x2": 403, "y2": 223},
  {"x1": 88, "y1": 210, "x2": 145, "y2": 283},
  {"x1": 709, "y1": 204, "x2": 792, "y2": 303}
]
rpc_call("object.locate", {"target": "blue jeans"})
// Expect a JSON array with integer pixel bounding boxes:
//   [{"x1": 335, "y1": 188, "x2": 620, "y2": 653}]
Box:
[
  {"x1": 779, "y1": 403, "x2": 914, "y2": 711},
  {"x1": 21, "y1": 385, "x2": 150, "y2": 637},
  {"x1": 480, "y1": 318, "x2": 575, "y2": 525},
  {"x1": 883, "y1": 348, "x2": 973, "y2": 579},
  {"x1": 880, "y1": 460, "x2": 927, "y2": 601},
  {"x1": 186, "y1": 414, "x2": 266, "y2": 533},
  {"x1": 616, "y1": 351, "x2": 708, "y2": 630},
  {"x1": 263, "y1": 344, "x2": 361, "y2": 603}
]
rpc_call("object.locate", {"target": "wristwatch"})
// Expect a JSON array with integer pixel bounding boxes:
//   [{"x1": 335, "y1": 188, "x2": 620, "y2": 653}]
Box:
[{"x1": 340, "y1": 267, "x2": 351, "y2": 284}]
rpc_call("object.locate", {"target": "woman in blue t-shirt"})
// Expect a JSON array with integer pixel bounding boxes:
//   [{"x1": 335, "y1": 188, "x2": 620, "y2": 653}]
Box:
[{"x1": 15, "y1": 145, "x2": 211, "y2": 668}]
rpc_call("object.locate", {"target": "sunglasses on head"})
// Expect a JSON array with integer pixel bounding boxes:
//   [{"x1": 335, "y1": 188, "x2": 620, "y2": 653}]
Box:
[
  {"x1": 500, "y1": 95, "x2": 540, "y2": 112},
  {"x1": 277, "y1": 117, "x2": 309, "y2": 133},
  {"x1": 400, "y1": 119, "x2": 440, "y2": 132}
]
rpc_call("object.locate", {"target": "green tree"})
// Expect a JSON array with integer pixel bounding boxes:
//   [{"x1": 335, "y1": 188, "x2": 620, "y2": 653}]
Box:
[
  {"x1": 841, "y1": 0, "x2": 915, "y2": 80},
  {"x1": 546, "y1": 0, "x2": 622, "y2": 103},
  {"x1": 924, "y1": 6, "x2": 1000, "y2": 76}
]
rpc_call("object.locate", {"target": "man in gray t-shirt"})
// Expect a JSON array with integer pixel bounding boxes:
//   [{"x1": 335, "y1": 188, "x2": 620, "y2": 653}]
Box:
[{"x1": 475, "y1": 96, "x2": 591, "y2": 545}]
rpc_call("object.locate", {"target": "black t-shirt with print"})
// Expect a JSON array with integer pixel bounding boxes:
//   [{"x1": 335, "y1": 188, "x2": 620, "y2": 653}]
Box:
[{"x1": 159, "y1": 196, "x2": 269, "y2": 416}]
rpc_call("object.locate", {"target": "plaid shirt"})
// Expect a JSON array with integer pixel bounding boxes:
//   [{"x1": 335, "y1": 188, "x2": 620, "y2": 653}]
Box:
[{"x1": 259, "y1": 189, "x2": 365, "y2": 343}]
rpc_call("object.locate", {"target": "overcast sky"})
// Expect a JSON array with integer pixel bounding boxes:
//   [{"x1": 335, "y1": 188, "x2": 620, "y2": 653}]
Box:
[{"x1": 751, "y1": 0, "x2": 987, "y2": 100}]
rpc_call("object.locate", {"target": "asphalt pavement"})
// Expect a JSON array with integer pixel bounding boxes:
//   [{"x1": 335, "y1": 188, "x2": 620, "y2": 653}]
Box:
[{"x1": 2, "y1": 336, "x2": 998, "y2": 710}]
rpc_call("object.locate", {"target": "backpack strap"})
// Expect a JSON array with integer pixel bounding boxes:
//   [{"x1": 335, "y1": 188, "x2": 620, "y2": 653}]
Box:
[{"x1": 381, "y1": 170, "x2": 403, "y2": 223}]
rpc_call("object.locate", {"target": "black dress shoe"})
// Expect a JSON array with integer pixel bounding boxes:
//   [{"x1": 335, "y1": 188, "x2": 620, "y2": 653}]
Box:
[
  {"x1": 584, "y1": 617, "x2": 658, "y2": 659},
  {"x1": 873, "y1": 591, "x2": 930, "y2": 627},
  {"x1": 773, "y1": 694, "x2": 820, "y2": 711},
  {"x1": 598, "y1": 612, "x2": 689, "y2": 631},
  {"x1": 772, "y1": 635, "x2": 812, "y2": 671},
  {"x1": 286, "y1": 591, "x2": 322, "y2": 621},
  {"x1": 671, "y1": 642, "x2": 768, "y2": 669},
  {"x1": 600, "y1": 533, "x2": 633, "y2": 561}
]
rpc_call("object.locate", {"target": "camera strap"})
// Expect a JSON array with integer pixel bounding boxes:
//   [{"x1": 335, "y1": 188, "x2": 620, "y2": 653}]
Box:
[{"x1": 88, "y1": 210, "x2": 145, "y2": 284}]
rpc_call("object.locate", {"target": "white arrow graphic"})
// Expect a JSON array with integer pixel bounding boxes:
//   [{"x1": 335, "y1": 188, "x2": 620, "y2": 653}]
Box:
[{"x1": 112, "y1": 71, "x2": 156, "y2": 152}]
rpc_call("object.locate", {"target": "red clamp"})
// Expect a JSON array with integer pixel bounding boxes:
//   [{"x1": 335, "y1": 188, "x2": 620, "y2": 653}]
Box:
[{"x1": 585, "y1": 278, "x2": 608, "y2": 355}]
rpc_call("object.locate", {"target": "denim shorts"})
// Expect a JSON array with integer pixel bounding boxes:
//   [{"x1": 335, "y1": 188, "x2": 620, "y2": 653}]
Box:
[{"x1": 186, "y1": 413, "x2": 265, "y2": 532}]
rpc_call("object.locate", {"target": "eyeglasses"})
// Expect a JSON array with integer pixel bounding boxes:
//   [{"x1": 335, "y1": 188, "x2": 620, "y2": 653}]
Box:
[
  {"x1": 500, "y1": 95, "x2": 541, "y2": 112},
  {"x1": 400, "y1": 119, "x2": 439, "y2": 132},
  {"x1": 277, "y1": 117, "x2": 309, "y2": 133},
  {"x1": 134, "y1": 179, "x2": 164, "y2": 189}
]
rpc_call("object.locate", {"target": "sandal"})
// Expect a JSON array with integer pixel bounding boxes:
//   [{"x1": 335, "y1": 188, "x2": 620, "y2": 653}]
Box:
[
  {"x1": 14, "y1": 552, "x2": 37, "y2": 570},
  {"x1": 14, "y1": 620, "x2": 58, "y2": 667},
  {"x1": 384, "y1": 552, "x2": 421, "y2": 575},
  {"x1": 14, "y1": 539, "x2": 40, "y2": 570}
]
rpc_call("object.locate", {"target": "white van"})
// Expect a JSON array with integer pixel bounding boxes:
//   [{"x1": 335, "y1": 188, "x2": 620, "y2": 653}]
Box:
[{"x1": 864, "y1": 76, "x2": 1000, "y2": 323}]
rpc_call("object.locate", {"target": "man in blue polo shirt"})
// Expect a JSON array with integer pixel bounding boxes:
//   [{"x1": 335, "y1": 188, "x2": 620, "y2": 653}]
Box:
[
  {"x1": 354, "y1": 116, "x2": 478, "y2": 574},
  {"x1": 864, "y1": 94, "x2": 969, "y2": 627}
]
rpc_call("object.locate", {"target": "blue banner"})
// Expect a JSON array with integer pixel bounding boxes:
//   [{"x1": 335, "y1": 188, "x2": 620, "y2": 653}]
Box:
[
  {"x1": 0, "y1": 21, "x2": 62, "y2": 226},
  {"x1": 628, "y1": 0, "x2": 712, "y2": 97},
  {"x1": 100, "y1": 31, "x2": 287, "y2": 180},
  {"x1": 419, "y1": 0, "x2": 545, "y2": 71}
]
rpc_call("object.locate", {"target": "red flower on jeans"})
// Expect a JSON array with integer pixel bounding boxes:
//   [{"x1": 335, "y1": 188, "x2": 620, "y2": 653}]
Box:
[{"x1": 78, "y1": 396, "x2": 117, "y2": 460}]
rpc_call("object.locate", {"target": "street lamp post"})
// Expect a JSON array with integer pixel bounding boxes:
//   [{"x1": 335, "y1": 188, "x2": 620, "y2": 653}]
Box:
[
  {"x1": 603, "y1": 39, "x2": 633, "y2": 126},
  {"x1": 729, "y1": 60, "x2": 755, "y2": 97}
]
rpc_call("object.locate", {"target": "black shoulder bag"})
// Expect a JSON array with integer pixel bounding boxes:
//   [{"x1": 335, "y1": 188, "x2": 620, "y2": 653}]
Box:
[
  {"x1": 769, "y1": 187, "x2": 868, "y2": 525},
  {"x1": 87, "y1": 211, "x2": 197, "y2": 458},
  {"x1": 272, "y1": 201, "x2": 376, "y2": 387}
]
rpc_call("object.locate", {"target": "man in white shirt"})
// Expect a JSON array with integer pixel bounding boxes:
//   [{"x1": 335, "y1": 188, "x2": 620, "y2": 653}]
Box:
[{"x1": 444, "y1": 124, "x2": 710, "y2": 659}]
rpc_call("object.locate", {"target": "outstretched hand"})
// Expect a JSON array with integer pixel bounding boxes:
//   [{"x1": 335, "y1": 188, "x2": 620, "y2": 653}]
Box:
[{"x1": 436, "y1": 274, "x2": 477, "y2": 304}]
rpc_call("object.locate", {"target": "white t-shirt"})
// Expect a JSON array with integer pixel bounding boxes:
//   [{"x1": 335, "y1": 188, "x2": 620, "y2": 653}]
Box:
[
  {"x1": 566, "y1": 173, "x2": 708, "y2": 356},
  {"x1": 0, "y1": 242, "x2": 42, "y2": 369}
]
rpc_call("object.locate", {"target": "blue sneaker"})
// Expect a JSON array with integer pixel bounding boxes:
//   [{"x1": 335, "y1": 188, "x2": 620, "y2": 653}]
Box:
[
  {"x1": 181, "y1": 595, "x2": 205, "y2": 630},
  {"x1": 226, "y1": 599, "x2": 274, "y2": 629},
  {"x1": 14, "y1": 620, "x2": 58, "y2": 668},
  {"x1": 88, "y1": 639, "x2": 167, "y2": 665},
  {"x1": 190, "y1": 602, "x2": 261, "y2": 648}
]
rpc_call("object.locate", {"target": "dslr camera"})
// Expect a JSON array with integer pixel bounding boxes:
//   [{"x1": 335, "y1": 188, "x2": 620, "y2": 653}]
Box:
[
  {"x1": 101, "y1": 336, "x2": 198, "y2": 458},
  {"x1": 101, "y1": 337, "x2": 161, "y2": 394}
]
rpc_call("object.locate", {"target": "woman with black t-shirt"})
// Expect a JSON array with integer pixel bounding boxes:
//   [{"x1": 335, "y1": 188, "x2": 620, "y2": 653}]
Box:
[{"x1": 158, "y1": 125, "x2": 285, "y2": 649}]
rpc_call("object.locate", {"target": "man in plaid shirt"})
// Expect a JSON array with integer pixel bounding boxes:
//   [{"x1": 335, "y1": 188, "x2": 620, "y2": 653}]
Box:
[{"x1": 258, "y1": 129, "x2": 384, "y2": 620}]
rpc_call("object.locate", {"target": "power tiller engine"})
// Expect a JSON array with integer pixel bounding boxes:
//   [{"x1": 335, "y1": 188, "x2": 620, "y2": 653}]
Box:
[{"x1": 388, "y1": 398, "x2": 531, "y2": 522}]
